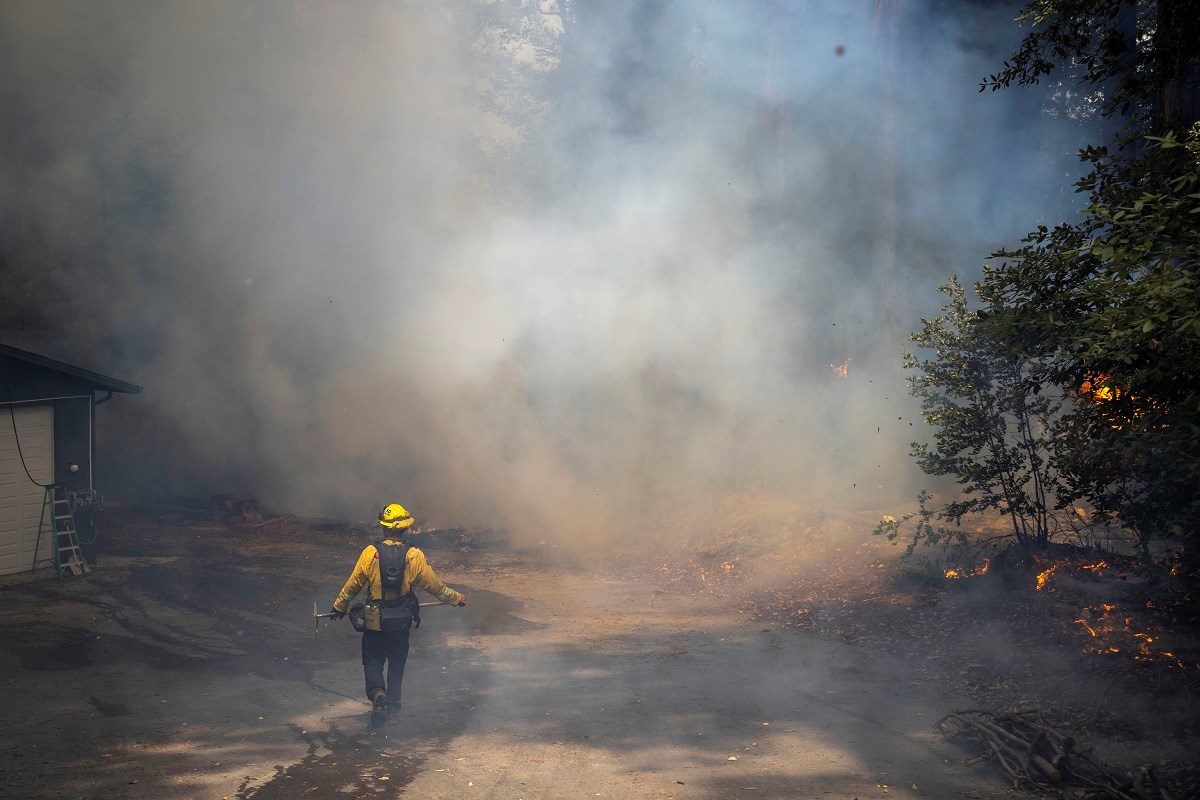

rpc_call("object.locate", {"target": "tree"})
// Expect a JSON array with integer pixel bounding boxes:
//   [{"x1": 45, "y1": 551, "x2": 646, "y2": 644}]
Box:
[
  {"x1": 967, "y1": 0, "x2": 1200, "y2": 559},
  {"x1": 979, "y1": 127, "x2": 1200, "y2": 556},
  {"x1": 898, "y1": 277, "x2": 1064, "y2": 551},
  {"x1": 981, "y1": 0, "x2": 1200, "y2": 132}
]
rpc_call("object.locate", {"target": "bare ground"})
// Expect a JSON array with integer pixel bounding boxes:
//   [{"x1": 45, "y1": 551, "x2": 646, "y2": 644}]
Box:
[{"x1": 0, "y1": 505, "x2": 1195, "y2": 799}]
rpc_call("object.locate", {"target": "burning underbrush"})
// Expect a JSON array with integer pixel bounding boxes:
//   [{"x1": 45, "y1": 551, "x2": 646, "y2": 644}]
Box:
[{"x1": 618, "y1": 497, "x2": 1200, "y2": 755}]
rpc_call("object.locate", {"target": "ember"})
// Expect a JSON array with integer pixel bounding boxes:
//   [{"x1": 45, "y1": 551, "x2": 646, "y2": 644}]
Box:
[
  {"x1": 828, "y1": 358, "x2": 850, "y2": 378},
  {"x1": 1073, "y1": 605, "x2": 1190, "y2": 669}
]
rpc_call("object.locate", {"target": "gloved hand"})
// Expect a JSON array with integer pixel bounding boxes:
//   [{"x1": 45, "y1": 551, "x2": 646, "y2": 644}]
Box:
[
  {"x1": 456, "y1": 593, "x2": 468, "y2": 607},
  {"x1": 329, "y1": 607, "x2": 346, "y2": 620}
]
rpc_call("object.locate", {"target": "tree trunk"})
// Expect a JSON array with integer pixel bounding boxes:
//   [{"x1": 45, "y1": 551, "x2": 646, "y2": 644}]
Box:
[{"x1": 1153, "y1": 0, "x2": 1200, "y2": 133}]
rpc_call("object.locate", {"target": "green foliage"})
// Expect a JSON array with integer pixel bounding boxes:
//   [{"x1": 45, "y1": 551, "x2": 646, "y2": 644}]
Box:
[
  {"x1": 873, "y1": 490, "x2": 976, "y2": 558},
  {"x1": 902, "y1": 0, "x2": 1200, "y2": 565},
  {"x1": 979, "y1": 127, "x2": 1200, "y2": 554},
  {"x1": 982, "y1": 0, "x2": 1200, "y2": 129},
  {"x1": 887, "y1": 0, "x2": 1199, "y2": 566},
  {"x1": 902, "y1": 279, "x2": 1065, "y2": 549}
]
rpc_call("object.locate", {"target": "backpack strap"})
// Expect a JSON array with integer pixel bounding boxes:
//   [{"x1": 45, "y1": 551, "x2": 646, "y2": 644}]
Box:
[
  {"x1": 373, "y1": 539, "x2": 411, "y2": 600},
  {"x1": 370, "y1": 540, "x2": 421, "y2": 631}
]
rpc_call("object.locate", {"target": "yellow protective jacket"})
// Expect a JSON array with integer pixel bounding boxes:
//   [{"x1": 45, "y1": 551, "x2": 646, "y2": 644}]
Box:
[{"x1": 333, "y1": 537, "x2": 465, "y2": 632}]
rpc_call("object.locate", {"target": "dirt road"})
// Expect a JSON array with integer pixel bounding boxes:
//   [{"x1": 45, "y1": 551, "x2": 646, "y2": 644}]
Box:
[{"x1": 0, "y1": 513, "x2": 1015, "y2": 799}]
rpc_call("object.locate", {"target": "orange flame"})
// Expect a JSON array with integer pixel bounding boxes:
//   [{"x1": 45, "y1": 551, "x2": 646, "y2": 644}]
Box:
[
  {"x1": 1079, "y1": 373, "x2": 1120, "y2": 403},
  {"x1": 1076, "y1": 373, "x2": 1164, "y2": 430},
  {"x1": 828, "y1": 358, "x2": 851, "y2": 378},
  {"x1": 1035, "y1": 565, "x2": 1057, "y2": 590},
  {"x1": 1075, "y1": 604, "x2": 1189, "y2": 669},
  {"x1": 944, "y1": 558, "x2": 990, "y2": 580},
  {"x1": 1080, "y1": 560, "x2": 1108, "y2": 573}
]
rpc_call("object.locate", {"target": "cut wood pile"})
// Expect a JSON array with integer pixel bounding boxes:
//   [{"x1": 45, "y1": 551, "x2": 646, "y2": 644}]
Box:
[{"x1": 939, "y1": 709, "x2": 1190, "y2": 799}]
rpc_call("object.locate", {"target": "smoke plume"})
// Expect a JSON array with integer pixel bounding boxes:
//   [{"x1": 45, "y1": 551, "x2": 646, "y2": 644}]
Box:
[{"x1": 0, "y1": 1, "x2": 1091, "y2": 548}]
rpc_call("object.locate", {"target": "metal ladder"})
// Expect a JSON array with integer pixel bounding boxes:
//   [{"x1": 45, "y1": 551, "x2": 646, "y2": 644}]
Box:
[{"x1": 31, "y1": 484, "x2": 90, "y2": 577}]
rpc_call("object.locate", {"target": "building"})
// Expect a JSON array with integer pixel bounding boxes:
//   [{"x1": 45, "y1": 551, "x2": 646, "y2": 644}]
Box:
[{"x1": 0, "y1": 343, "x2": 141, "y2": 576}]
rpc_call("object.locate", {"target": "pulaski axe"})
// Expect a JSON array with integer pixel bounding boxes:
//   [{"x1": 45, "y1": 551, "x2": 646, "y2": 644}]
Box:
[{"x1": 313, "y1": 600, "x2": 445, "y2": 634}]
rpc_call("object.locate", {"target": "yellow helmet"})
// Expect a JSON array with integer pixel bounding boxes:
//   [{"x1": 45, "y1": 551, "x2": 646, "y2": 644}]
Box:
[{"x1": 377, "y1": 503, "x2": 414, "y2": 530}]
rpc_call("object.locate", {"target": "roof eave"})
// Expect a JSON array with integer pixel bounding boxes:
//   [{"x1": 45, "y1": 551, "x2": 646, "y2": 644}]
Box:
[{"x1": 0, "y1": 343, "x2": 143, "y2": 395}]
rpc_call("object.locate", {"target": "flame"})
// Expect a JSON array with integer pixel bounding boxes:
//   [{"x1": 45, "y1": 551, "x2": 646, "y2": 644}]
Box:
[
  {"x1": 828, "y1": 358, "x2": 851, "y2": 378},
  {"x1": 1079, "y1": 373, "x2": 1120, "y2": 403},
  {"x1": 1077, "y1": 372, "x2": 1126, "y2": 430},
  {"x1": 1076, "y1": 372, "x2": 1164, "y2": 430},
  {"x1": 944, "y1": 558, "x2": 989, "y2": 580},
  {"x1": 1035, "y1": 565, "x2": 1057, "y2": 590},
  {"x1": 1079, "y1": 560, "x2": 1108, "y2": 573}
]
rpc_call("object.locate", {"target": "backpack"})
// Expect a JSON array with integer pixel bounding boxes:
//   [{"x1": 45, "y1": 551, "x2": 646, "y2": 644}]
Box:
[{"x1": 370, "y1": 540, "x2": 421, "y2": 631}]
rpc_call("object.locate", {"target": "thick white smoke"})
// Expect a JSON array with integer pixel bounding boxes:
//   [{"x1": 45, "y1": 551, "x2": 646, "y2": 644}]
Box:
[{"x1": 0, "y1": 1, "x2": 1091, "y2": 548}]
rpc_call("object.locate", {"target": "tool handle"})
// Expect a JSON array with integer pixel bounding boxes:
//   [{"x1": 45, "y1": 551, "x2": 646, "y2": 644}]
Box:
[{"x1": 317, "y1": 602, "x2": 450, "y2": 613}]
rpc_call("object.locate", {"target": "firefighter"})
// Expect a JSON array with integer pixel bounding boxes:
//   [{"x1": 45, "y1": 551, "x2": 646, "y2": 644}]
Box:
[{"x1": 329, "y1": 502, "x2": 467, "y2": 726}]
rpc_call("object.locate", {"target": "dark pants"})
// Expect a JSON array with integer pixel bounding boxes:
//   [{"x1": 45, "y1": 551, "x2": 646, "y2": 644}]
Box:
[{"x1": 361, "y1": 629, "x2": 410, "y2": 706}]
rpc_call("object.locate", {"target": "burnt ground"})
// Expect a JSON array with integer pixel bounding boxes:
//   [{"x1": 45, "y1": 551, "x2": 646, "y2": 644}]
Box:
[
  {"x1": 627, "y1": 502, "x2": 1200, "y2": 794},
  {"x1": 0, "y1": 504, "x2": 1196, "y2": 799}
]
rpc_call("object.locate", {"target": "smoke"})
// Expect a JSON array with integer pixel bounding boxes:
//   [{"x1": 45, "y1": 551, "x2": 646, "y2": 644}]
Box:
[{"x1": 0, "y1": 1, "x2": 1091, "y2": 548}]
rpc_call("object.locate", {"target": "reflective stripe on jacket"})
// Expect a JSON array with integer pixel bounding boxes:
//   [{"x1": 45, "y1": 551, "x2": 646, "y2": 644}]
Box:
[{"x1": 333, "y1": 537, "x2": 464, "y2": 631}]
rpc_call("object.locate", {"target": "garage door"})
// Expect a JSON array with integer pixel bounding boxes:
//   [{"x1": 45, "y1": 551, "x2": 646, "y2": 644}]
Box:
[{"x1": 0, "y1": 405, "x2": 54, "y2": 576}]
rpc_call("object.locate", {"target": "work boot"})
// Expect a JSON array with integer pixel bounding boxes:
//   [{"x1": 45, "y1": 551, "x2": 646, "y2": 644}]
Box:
[{"x1": 369, "y1": 689, "x2": 388, "y2": 727}]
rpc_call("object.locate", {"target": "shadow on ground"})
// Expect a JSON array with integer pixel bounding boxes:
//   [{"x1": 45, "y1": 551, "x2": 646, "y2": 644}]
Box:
[
  {"x1": 0, "y1": 510, "x2": 1013, "y2": 799},
  {"x1": 0, "y1": 513, "x2": 502, "y2": 799}
]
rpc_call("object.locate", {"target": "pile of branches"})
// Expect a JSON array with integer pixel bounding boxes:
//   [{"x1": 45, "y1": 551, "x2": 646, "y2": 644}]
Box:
[{"x1": 939, "y1": 709, "x2": 1187, "y2": 799}]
